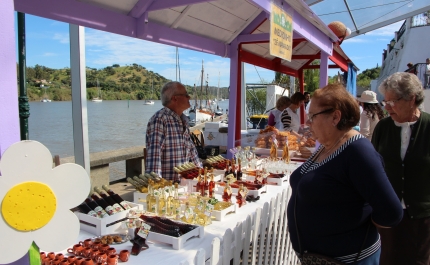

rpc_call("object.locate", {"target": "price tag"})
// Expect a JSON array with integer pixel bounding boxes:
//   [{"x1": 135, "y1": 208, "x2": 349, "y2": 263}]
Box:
[{"x1": 137, "y1": 222, "x2": 151, "y2": 239}]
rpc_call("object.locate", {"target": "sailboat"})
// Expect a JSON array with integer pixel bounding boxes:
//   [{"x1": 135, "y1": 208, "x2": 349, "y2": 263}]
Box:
[
  {"x1": 143, "y1": 77, "x2": 155, "y2": 105},
  {"x1": 92, "y1": 79, "x2": 103, "y2": 102},
  {"x1": 40, "y1": 85, "x2": 51, "y2": 102}
]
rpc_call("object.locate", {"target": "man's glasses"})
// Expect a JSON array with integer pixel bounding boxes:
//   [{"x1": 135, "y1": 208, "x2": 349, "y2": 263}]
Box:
[
  {"x1": 174, "y1": 93, "x2": 191, "y2": 98},
  {"x1": 307, "y1": 108, "x2": 334, "y2": 123},
  {"x1": 381, "y1": 97, "x2": 402, "y2": 107}
]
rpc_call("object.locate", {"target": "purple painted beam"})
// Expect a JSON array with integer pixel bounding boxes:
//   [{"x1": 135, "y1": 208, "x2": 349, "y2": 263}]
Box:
[
  {"x1": 227, "y1": 40, "x2": 239, "y2": 158},
  {"x1": 249, "y1": 0, "x2": 333, "y2": 55},
  {"x1": 136, "y1": 17, "x2": 227, "y2": 57},
  {"x1": 319, "y1": 52, "x2": 329, "y2": 88},
  {"x1": 0, "y1": 0, "x2": 20, "y2": 159},
  {"x1": 147, "y1": 0, "x2": 213, "y2": 12},
  {"x1": 129, "y1": 0, "x2": 154, "y2": 18},
  {"x1": 236, "y1": 33, "x2": 269, "y2": 44},
  {"x1": 14, "y1": 0, "x2": 137, "y2": 38}
]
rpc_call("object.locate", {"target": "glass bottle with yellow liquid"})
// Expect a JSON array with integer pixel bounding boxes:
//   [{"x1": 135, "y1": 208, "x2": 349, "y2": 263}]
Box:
[
  {"x1": 146, "y1": 180, "x2": 156, "y2": 213},
  {"x1": 158, "y1": 187, "x2": 166, "y2": 216},
  {"x1": 181, "y1": 202, "x2": 194, "y2": 224},
  {"x1": 172, "y1": 183, "x2": 182, "y2": 219},
  {"x1": 166, "y1": 181, "x2": 174, "y2": 216}
]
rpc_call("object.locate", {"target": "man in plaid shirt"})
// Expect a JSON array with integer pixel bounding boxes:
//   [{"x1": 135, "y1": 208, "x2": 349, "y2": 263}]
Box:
[{"x1": 145, "y1": 81, "x2": 201, "y2": 182}]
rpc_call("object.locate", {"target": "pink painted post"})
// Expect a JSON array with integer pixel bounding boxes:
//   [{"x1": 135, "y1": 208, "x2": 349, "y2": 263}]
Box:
[
  {"x1": 0, "y1": 8, "x2": 28, "y2": 265},
  {"x1": 226, "y1": 40, "x2": 239, "y2": 159},
  {"x1": 0, "y1": 1, "x2": 20, "y2": 159}
]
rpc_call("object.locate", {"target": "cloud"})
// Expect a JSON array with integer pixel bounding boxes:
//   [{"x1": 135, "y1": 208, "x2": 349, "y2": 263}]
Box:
[
  {"x1": 53, "y1": 33, "x2": 69, "y2": 44},
  {"x1": 343, "y1": 38, "x2": 368, "y2": 43},
  {"x1": 43, "y1": 53, "x2": 57, "y2": 57},
  {"x1": 366, "y1": 21, "x2": 404, "y2": 37}
]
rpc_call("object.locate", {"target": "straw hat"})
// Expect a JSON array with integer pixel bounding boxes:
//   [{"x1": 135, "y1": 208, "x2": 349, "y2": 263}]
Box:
[{"x1": 358, "y1": 91, "x2": 378, "y2": 104}]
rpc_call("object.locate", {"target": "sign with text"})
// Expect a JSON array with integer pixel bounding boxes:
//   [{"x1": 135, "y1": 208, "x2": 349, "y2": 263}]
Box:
[{"x1": 270, "y1": 4, "x2": 293, "y2": 61}]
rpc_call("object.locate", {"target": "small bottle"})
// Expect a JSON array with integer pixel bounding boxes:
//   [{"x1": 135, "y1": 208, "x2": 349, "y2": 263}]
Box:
[
  {"x1": 94, "y1": 186, "x2": 124, "y2": 212},
  {"x1": 222, "y1": 182, "x2": 232, "y2": 203},
  {"x1": 196, "y1": 169, "x2": 203, "y2": 195},
  {"x1": 85, "y1": 197, "x2": 109, "y2": 218},
  {"x1": 236, "y1": 158, "x2": 243, "y2": 181},
  {"x1": 158, "y1": 187, "x2": 166, "y2": 216},
  {"x1": 127, "y1": 177, "x2": 148, "y2": 193},
  {"x1": 146, "y1": 180, "x2": 156, "y2": 213},
  {"x1": 181, "y1": 202, "x2": 194, "y2": 224},
  {"x1": 208, "y1": 174, "x2": 215, "y2": 197},
  {"x1": 102, "y1": 184, "x2": 132, "y2": 209},
  {"x1": 224, "y1": 160, "x2": 230, "y2": 178},
  {"x1": 172, "y1": 183, "x2": 181, "y2": 219},
  {"x1": 77, "y1": 202, "x2": 98, "y2": 217},
  {"x1": 230, "y1": 159, "x2": 237, "y2": 179},
  {"x1": 166, "y1": 181, "x2": 174, "y2": 216},
  {"x1": 91, "y1": 193, "x2": 117, "y2": 215},
  {"x1": 133, "y1": 176, "x2": 147, "y2": 187},
  {"x1": 236, "y1": 184, "x2": 245, "y2": 207}
]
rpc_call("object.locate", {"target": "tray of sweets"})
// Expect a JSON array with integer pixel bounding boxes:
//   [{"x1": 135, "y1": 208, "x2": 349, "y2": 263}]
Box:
[
  {"x1": 212, "y1": 202, "x2": 236, "y2": 221},
  {"x1": 215, "y1": 181, "x2": 267, "y2": 197}
]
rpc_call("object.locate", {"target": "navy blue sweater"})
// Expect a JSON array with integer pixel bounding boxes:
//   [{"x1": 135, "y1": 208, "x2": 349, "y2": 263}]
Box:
[{"x1": 287, "y1": 136, "x2": 403, "y2": 260}]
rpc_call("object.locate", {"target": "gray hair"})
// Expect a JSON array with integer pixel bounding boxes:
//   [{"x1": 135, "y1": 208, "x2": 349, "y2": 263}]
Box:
[
  {"x1": 378, "y1": 72, "x2": 424, "y2": 106},
  {"x1": 161, "y1": 81, "x2": 182, "y2": 106}
]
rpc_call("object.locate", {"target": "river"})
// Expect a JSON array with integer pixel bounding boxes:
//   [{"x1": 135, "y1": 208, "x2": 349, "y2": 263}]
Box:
[{"x1": 28, "y1": 99, "x2": 230, "y2": 181}]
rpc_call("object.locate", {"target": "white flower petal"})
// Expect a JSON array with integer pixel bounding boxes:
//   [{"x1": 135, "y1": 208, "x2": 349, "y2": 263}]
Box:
[
  {"x1": 0, "y1": 141, "x2": 53, "y2": 184},
  {"x1": 34, "y1": 210, "x2": 80, "y2": 252},
  {"x1": 49, "y1": 164, "x2": 91, "y2": 209},
  {"x1": 0, "y1": 220, "x2": 34, "y2": 264}
]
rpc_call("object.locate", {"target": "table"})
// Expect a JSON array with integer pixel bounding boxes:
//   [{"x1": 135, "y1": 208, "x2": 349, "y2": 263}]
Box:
[{"x1": 53, "y1": 170, "x2": 299, "y2": 265}]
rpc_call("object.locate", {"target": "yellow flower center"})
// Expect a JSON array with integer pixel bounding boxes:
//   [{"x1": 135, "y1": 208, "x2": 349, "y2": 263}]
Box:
[{"x1": 1, "y1": 181, "x2": 57, "y2": 231}]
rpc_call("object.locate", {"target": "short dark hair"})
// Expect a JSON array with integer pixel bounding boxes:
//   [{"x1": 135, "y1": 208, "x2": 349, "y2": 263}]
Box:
[
  {"x1": 304, "y1": 92, "x2": 311, "y2": 96},
  {"x1": 312, "y1": 84, "x2": 360, "y2": 130},
  {"x1": 290, "y1": 92, "x2": 305, "y2": 105},
  {"x1": 276, "y1": 96, "x2": 291, "y2": 109}
]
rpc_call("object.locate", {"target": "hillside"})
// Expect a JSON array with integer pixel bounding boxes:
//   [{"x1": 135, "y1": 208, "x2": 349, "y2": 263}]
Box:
[{"x1": 21, "y1": 64, "x2": 230, "y2": 101}]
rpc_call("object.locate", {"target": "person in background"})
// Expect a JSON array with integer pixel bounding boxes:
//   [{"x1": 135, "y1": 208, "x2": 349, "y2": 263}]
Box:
[
  {"x1": 425, "y1": 58, "x2": 430, "y2": 88},
  {"x1": 357, "y1": 90, "x2": 385, "y2": 141},
  {"x1": 304, "y1": 92, "x2": 311, "y2": 109},
  {"x1": 145, "y1": 81, "x2": 202, "y2": 182},
  {"x1": 406, "y1": 62, "x2": 417, "y2": 75},
  {"x1": 287, "y1": 83, "x2": 403, "y2": 265},
  {"x1": 372, "y1": 72, "x2": 430, "y2": 265},
  {"x1": 268, "y1": 96, "x2": 291, "y2": 130},
  {"x1": 280, "y1": 92, "x2": 305, "y2": 135}
]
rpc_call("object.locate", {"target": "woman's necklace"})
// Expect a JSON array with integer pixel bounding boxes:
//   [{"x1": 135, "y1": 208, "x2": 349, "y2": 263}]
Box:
[{"x1": 321, "y1": 132, "x2": 348, "y2": 156}]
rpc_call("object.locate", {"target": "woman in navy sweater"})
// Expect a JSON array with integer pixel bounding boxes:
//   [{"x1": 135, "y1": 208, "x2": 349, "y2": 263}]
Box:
[{"x1": 287, "y1": 84, "x2": 403, "y2": 264}]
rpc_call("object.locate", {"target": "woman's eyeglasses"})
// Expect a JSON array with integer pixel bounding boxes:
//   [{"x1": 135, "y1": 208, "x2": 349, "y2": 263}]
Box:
[
  {"x1": 381, "y1": 97, "x2": 402, "y2": 107},
  {"x1": 307, "y1": 108, "x2": 334, "y2": 123}
]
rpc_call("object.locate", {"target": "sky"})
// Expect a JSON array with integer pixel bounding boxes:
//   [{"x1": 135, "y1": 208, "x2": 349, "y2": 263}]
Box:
[{"x1": 19, "y1": 14, "x2": 404, "y2": 88}]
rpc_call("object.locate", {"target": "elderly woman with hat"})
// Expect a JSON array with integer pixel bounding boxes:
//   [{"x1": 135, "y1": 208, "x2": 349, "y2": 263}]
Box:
[
  {"x1": 372, "y1": 72, "x2": 430, "y2": 265},
  {"x1": 287, "y1": 83, "x2": 403, "y2": 264},
  {"x1": 357, "y1": 91, "x2": 385, "y2": 141}
]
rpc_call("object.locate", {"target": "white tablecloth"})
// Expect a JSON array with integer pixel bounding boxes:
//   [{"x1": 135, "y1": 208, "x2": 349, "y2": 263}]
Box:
[{"x1": 56, "y1": 181, "x2": 292, "y2": 265}]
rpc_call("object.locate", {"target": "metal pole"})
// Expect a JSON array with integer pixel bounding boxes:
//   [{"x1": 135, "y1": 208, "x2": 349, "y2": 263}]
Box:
[{"x1": 18, "y1": 12, "x2": 30, "y2": 141}]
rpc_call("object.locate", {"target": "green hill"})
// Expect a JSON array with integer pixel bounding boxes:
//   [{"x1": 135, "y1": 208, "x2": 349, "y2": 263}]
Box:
[{"x1": 20, "y1": 63, "x2": 229, "y2": 101}]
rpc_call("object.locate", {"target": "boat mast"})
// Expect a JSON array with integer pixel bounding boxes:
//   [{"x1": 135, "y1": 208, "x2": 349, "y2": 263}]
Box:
[{"x1": 200, "y1": 60, "x2": 204, "y2": 109}]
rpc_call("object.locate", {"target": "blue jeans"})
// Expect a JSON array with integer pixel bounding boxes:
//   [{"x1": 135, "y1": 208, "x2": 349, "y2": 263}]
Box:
[{"x1": 354, "y1": 248, "x2": 381, "y2": 265}]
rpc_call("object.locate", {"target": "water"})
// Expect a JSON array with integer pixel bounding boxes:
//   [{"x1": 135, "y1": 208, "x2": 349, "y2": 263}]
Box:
[{"x1": 28, "y1": 100, "x2": 230, "y2": 180}]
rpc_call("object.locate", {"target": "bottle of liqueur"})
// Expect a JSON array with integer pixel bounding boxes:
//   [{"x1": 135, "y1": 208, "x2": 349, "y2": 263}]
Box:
[
  {"x1": 94, "y1": 186, "x2": 124, "y2": 212},
  {"x1": 166, "y1": 181, "x2": 174, "y2": 216},
  {"x1": 146, "y1": 180, "x2": 156, "y2": 213},
  {"x1": 236, "y1": 158, "x2": 243, "y2": 181},
  {"x1": 222, "y1": 182, "x2": 232, "y2": 203},
  {"x1": 102, "y1": 184, "x2": 132, "y2": 210},
  {"x1": 91, "y1": 193, "x2": 117, "y2": 215},
  {"x1": 181, "y1": 202, "x2": 194, "y2": 224},
  {"x1": 236, "y1": 184, "x2": 245, "y2": 207},
  {"x1": 158, "y1": 187, "x2": 166, "y2": 216},
  {"x1": 126, "y1": 177, "x2": 148, "y2": 193},
  {"x1": 199, "y1": 169, "x2": 208, "y2": 197},
  {"x1": 208, "y1": 173, "x2": 215, "y2": 197},
  {"x1": 224, "y1": 160, "x2": 230, "y2": 179},
  {"x1": 172, "y1": 183, "x2": 182, "y2": 219},
  {"x1": 230, "y1": 159, "x2": 237, "y2": 179},
  {"x1": 77, "y1": 202, "x2": 98, "y2": 217},
  {"x1": 85, "y1": 197, "x2": 109, "y2": 218}
]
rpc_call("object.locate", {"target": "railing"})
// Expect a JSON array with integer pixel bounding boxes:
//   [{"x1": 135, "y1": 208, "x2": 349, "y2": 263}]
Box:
[
  {"x1": 55, "y1": 146, "x2": 146, "y2": 190},
  {"x1": 397, "y1": 20, "x2": 406, "y2": 41},
  {"x1": 411, "y1": 11, "x2": 430, "y2": 28},
  {"x1": 404, "y1": 63, "x2": 429, "y2": 88}
]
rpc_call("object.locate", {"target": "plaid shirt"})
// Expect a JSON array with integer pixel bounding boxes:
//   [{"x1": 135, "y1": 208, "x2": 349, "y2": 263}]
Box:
[{"x1": 145, "y1": 107, "x2": 201, "y2": 181}]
